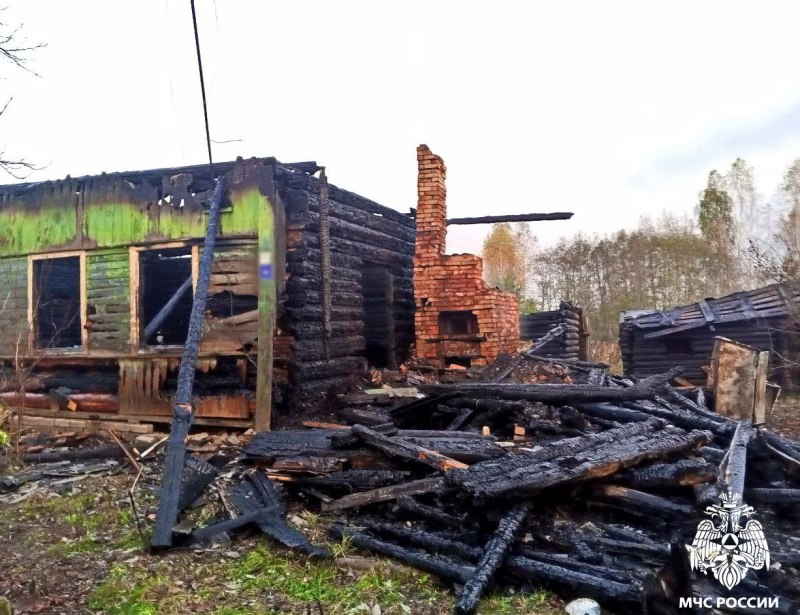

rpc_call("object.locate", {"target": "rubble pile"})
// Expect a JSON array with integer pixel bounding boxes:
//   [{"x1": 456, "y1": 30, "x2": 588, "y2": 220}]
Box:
[{"x1": 5, "y1": 354, "x2": 800, "y2": 614}]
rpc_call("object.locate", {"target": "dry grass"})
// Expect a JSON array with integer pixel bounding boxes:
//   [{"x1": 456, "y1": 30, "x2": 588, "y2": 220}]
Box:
[{"x1": 588, "y1": 340, "x2": 623, "y2": 374}]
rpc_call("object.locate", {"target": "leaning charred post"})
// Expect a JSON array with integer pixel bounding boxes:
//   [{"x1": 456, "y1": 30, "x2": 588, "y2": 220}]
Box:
[{"x1": 151, "y1": 176, "x2": 225, "y2": 551}]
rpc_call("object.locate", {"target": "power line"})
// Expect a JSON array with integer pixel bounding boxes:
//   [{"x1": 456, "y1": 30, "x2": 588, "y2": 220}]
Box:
[{"x1": 190, "y1": 0, "x2": 214, "y2": 175}]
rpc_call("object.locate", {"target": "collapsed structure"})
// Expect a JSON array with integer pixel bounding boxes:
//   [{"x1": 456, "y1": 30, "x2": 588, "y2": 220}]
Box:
[
  {"x1": 0, "y1": 147, "x2": 573, "y2": 431},
  {"x1": 0, "y1": 157, "x2": 415, "y2": 430},
  {"x1": 620, "y1": 283, "x2": 800, "y2": 387},
  {"x1": 519, "y1": 301, "x2": 589, "y2": 361}
]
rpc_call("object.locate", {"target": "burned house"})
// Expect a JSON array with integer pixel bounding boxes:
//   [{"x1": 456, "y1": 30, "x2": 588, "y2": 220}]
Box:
[
  {"x1": 620, "y1": 283, "x2": 800, "y2": 387},
  {"x1": 0, "y1": 157, "x2": 415, "y2": 430},
  {"x1": 519, "y1": 301, "x2": 590, "y2": 360}
]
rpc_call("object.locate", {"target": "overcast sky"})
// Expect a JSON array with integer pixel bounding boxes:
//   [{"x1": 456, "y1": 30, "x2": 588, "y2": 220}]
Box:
[{"x1": 3, "y1": 1, "x2": 800, "y2": 252}]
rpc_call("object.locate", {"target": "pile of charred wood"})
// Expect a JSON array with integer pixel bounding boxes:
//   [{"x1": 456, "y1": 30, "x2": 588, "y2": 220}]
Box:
[{"x1": 156, "y1": 354, "x2": 800, "y2": 614}]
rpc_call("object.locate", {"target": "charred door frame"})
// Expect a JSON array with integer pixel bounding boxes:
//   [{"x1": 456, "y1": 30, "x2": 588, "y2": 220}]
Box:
[{"x1": 27, "y1": 250, "x2": 88, "y2": 355}]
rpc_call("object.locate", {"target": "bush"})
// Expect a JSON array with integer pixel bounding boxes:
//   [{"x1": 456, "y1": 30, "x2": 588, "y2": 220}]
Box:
[{"x1": 0, "y1": 430, "x2": 9, "y2": 447}]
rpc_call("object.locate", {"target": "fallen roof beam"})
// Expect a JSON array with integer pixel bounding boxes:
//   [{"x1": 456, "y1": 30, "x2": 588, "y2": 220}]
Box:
[{"x1": 446, "y1": 212, "x2": 573, "y2": 225}]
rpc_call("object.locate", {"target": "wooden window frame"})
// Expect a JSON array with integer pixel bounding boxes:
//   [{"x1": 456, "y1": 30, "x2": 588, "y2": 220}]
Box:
[
  {"x1": 27, "y1": 251, "x2": 87, "y2": 354},
  {"x1": 129, "y1": 241, "x2": 200, "y2": 351}
]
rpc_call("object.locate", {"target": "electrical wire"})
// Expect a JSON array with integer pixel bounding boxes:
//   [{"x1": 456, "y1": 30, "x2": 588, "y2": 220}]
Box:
[{"x1": 190, "y1": 0, "x2": 214, "y2": 175}]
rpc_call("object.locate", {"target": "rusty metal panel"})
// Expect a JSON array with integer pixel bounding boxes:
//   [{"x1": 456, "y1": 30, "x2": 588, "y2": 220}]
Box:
[{"x1": 709, "y1": 337, "x2": 769, "y2": 422}]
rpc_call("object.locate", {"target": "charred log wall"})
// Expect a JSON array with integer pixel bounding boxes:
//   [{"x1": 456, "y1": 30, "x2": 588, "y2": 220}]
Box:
[
  {"x1": 276, "y1": 167, "x2": 415, "y2": 405},
  {"x1": 519, "y1": 301, "x2": 588, "y2": 360},
  {"x1": 620, "y1": 318, "x2": 787, "y2": 385}
]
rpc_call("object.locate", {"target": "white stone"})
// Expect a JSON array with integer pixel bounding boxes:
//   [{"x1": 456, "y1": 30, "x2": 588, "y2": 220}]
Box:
[{"x1": 565, "y1": 598, "x2": 601, "y2": 615}]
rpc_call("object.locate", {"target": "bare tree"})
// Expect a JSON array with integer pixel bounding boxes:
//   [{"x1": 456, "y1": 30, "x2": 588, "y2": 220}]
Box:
[{"x1": 0, "y1": 7, "x2": 43, "y2": 178}]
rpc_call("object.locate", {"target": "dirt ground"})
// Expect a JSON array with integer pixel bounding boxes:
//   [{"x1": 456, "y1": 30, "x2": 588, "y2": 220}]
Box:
[
  {"x1": 0, "y1": 464, "x2": 563, "y2": 615},
  {"x1": 766, "y1": 393, "x2": 800, "y2": 438}
]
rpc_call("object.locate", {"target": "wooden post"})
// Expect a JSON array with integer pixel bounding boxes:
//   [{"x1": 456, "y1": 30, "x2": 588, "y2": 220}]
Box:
[
  {"x1": 709, "y1": 337, "x2": 770, "y2": 423},
  {"x1": 254, "y1": 173, "x2": 277, "y2": 432}
]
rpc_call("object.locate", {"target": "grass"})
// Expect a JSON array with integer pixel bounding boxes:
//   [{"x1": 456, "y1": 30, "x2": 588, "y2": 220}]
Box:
[{"x1": 5, "y1": 475, "x2": 563, "y2": 615}]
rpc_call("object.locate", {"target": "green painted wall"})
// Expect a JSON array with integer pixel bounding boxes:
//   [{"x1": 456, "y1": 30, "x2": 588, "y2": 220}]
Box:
[
  {"x1": 86, "y1": 249, "x2": 131, "y2": 351},
  {"x1": 0, "y1": 186, "x2": 266, "y2": 258}
]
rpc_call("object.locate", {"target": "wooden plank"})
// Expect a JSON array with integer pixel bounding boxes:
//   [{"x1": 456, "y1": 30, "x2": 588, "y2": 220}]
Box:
[
  {"x1": 710, "y1": 337, "x2": 766, "y2": 422},
  {"x1": 255, "y1": 169, "x2": 277, "y2": 432},
  {"x1": 697, "y1": 300, "x2": 716, "y2": 323}
]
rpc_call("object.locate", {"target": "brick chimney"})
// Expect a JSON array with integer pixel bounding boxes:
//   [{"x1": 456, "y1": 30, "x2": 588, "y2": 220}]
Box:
[
  {"x1": 415, "y1": 145, "x2": 447, "y2": 259},
  {"x1": 412, "y1": 144, "x2": 520, "y2": 366}
]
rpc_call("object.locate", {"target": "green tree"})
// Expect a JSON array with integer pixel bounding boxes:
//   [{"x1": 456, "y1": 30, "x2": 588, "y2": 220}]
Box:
[
  {"x1": 697, "y1": 170, "x2": 739, "y2": 294},
  {"x1": 482, "y1": 223, "x2": 526, "y2": 296}
]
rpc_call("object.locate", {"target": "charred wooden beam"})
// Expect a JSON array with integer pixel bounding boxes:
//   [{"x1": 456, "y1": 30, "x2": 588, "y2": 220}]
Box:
[
  {"x1": 588, "y1": 484, "x2": 695, "y2": 519},
  {"x1": 720, "y1": 421, "x2": 754, "y2": 496},
  {"x1": 362, "y1": 521, "x2": 480, "y2": 561},
  {"x1": 448, "y1": 421, "x2": 711, "y2": 502},
  {"x1": 445, "y1": 212, "x2": 573, "y2": 225},
  {"x1": 151, "y1": 176, "x2": 225, "y2": 551},
  {"x1": 389, "y1": 394, "x2": 454, "y2": 427},
  {"x1": 455, "y1": 503, "x2": 529, "y2": 615},
  {"x1": 142, "y1": 275, "x2": 193, "y2": 342},
  {"x1": 351, "y1": 424, "x2": 469, "y2": 471},
  {"x1": 446, "y1": 408, "x2": 475, "y2": 431},
  {"x1": 614, "y1": 459, "x2": 717, "y2": 489},
  {"x1": 421, "y1": 367, "x2": 684, "y2": 404},
  {"x1": 322, "y1": 476, "x2": 444, "y2": 512},
  {"x1": 338, "y1": 530, "x2": 474, "y2": 583},
  {"x1": 283, "y1": 469, "x2": 410, "y2": 492},
  {"x1": 396, "y1": 496, "x2": 461, "y2": 527},
  {"x1": 188, "y1": 506, "x2": 278, "y2": 543},
  {"x1": 230, "y1": 480, "x2": 328, "y2": 557},
  {"x1": 746, "y1": 488, "x2": 800, "y2": 505}
]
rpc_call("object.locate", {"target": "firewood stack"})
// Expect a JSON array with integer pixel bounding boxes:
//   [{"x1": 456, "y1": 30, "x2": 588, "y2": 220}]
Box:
[{"x1": 181, "y1": 355, "x2": 800, "y2": 614}]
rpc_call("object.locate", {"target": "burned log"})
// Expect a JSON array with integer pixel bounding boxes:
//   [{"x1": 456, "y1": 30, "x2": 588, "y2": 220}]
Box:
[
  {"x1": 746, "y1": 488, "x2": 800, "y2": 505},
  {"x1": 446, "y1": 408, "x2": 475, "y2": 431},
  {"x1": 455, "y1": 503, "x2": 529, "y2": 615},
  {"x1": 504, "y1": 555, "x2": 641, "y2": 604},
  {"x1": 448, "y1": 421, "x2": 711, "y2": 503},
  {"x1": 188, "y1": 506, "x2": 278, "y2": 543},
  {"x1": 719, "y1": 421, "x2": 754, "y2": 496},
  {"x1": 395, "y1": 496, "x2": 462, "y2": 527},
  {"x1": 230, "y1": 479, "x2": 328, "y2": 557},
  {"x1": 244, "y1": 429, "x2": 342, "y2": 459},
  {"x1": 362, "y1": 521, "x2": 480, "y2": 561},
  {"x1": 351, "y1": 424, "x2": 469, "y2": 471},
  {"x1": 322, "y1": 476, "x2": 444, "y2": 512},
  {"x1": 614, "y1": 459, "x2": 717, "y2": 489},
  {"x1": 337, "y1": 530, "x2": 474, "y2": 584},
  {"x1": 421, "y1": 367, "x2": 683, "y2": 404},
  {"x1": 284, "y1": 469, "x2": 410, "y2": 492},
  {"x1": 588, "y1": 484, "x2": 695, "y2": 519},
  {"x1": 399, "y1": 436, "x2": 504, "y2": 463}
]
